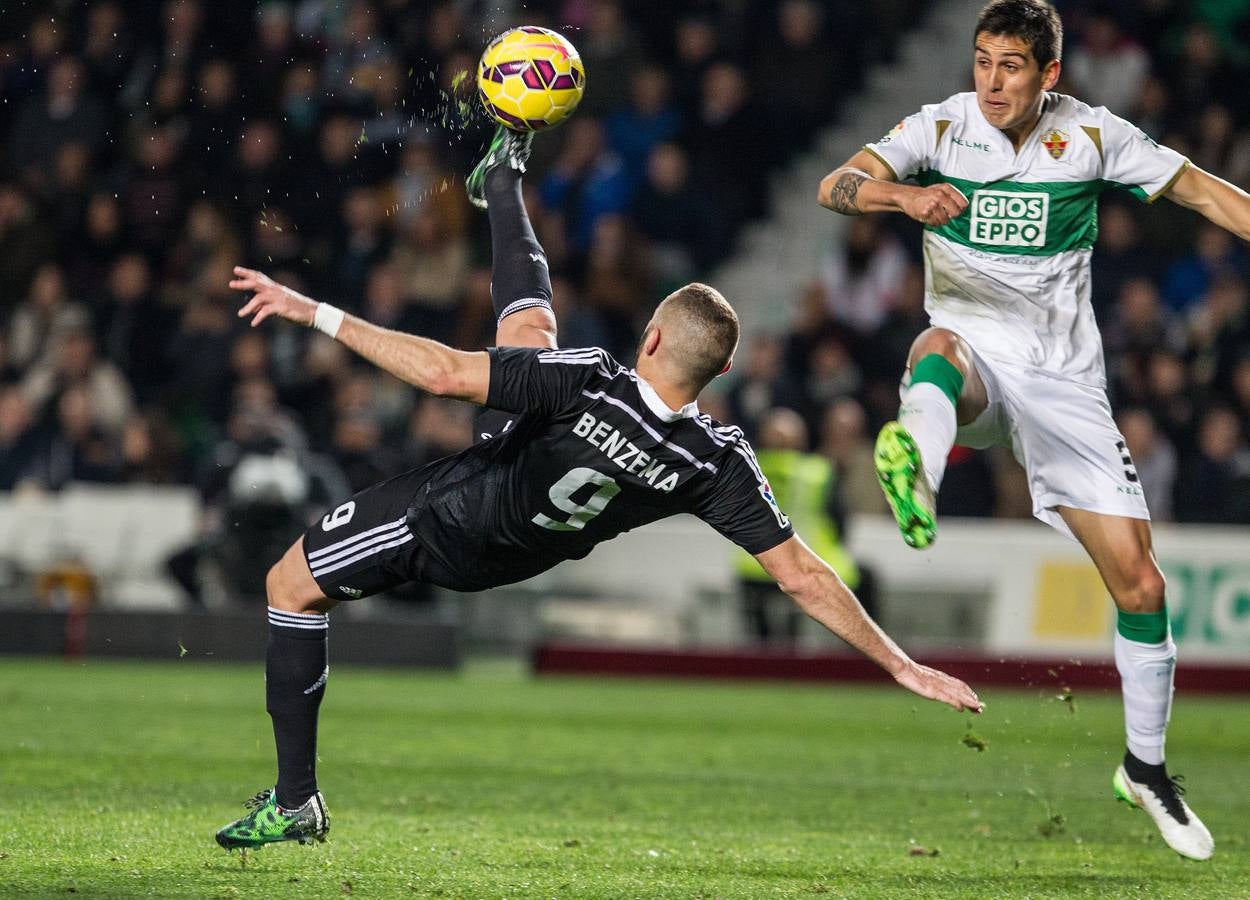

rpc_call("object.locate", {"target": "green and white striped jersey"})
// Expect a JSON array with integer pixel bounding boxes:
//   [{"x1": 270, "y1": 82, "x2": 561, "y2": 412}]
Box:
[{"x1": 864, "y1": 91, "x2": 1188, "y2": 386}]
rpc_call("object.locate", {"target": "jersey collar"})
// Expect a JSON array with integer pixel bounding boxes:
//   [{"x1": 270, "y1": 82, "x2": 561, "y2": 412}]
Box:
[{"x1": 635, "y1": 373, "x2": 699, "y2": 422}]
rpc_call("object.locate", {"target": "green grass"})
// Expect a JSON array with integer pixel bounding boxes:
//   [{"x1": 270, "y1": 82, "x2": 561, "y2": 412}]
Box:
[{"x1": 0, "y1": 658, "x2": 1246, "y2": 898}]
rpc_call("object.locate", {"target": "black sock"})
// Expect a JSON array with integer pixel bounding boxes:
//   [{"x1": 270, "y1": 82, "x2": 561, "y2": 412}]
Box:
[
  {"x1": 485, "y1": 165, "x2": 552, "y2": 325},
  {"x1": 1124, "y1": 748, "x2": 1167, "y2": 783},
  {"x1": 266, "y1": 607, "x2": 329, "y2": 808}
]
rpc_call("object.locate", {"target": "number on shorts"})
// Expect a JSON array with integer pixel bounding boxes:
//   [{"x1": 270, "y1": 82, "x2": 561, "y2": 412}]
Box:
[
  {"x1": 533, "y1": 467, "x2": 621, "y2": 532},
  {"x1": 321, "y1": 501, "x2": 356, "y2": 532}
]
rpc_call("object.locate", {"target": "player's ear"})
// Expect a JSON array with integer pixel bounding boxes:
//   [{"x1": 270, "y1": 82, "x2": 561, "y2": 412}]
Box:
[
  {"x1": 717, "y1": 358, "x2": 733, "y2": 377},
  {"x1": 643, "y1": 326, "x2": 661, "y2": 356},
  {"x1": 1041, "y1": 59, "x2": 1060, "y2": 91}
]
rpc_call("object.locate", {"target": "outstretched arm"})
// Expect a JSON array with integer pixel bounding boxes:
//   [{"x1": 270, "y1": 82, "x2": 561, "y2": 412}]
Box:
[
  {"x1": 754, "y1": 535, "x2": 983, "y2": 713},
  {"x1": 230, "y1": 267, "x2": 490, "y2": 404},
  {"x1": 1164, "y1": 164, "x2": 1250, "y2": 241},
  {"x1": 818, "y1": 149, "x2": 968, "y2": 226}
]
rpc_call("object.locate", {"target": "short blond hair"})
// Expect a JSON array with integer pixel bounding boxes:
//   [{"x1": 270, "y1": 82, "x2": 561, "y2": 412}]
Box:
[{"x1": 655, "y1": 283, "x2": 739, "y2": 388}]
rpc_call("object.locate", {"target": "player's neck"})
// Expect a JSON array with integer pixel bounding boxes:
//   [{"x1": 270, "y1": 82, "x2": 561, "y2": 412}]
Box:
[
  {"x1": 1001, "y1": 96, "x2": 1047, "y2": 152},
  {"x1": 635, "y1": 364, "x2": 698, "y2": 414}
]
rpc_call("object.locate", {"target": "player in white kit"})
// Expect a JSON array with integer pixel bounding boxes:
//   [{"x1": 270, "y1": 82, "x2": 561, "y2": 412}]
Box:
[{"x1": 818, "y1": 0, "x2": 1250, "y2": 860}]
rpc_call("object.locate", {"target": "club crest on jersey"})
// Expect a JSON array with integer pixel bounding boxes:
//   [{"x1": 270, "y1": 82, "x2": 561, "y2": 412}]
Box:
[
  {"x1": 1041, "y1": 128, "x2": 1069, "y2": 160},
  {"x1": 758, "y1": 481, "x2": 790, "y2": 529}
]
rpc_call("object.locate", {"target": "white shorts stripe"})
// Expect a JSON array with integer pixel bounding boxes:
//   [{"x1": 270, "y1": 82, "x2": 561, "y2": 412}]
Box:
[
  {"x1": 310, "y1": 533, "x2": 415, "y2": 579},
  {"x1": 307, "y1": 516, "x2": 406, "y2": 561},
  {"x1": 307, "y1": 524, "x2": 410, "y2": 570}
]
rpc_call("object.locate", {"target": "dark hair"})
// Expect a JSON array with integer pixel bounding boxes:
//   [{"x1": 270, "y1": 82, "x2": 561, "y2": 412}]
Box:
[
  {"x1": 976, "y1": 0, "x2": 1063, "y2": 68},
  {"x1": 659, "y1": 282, "x2": 739, "y2": 388}
]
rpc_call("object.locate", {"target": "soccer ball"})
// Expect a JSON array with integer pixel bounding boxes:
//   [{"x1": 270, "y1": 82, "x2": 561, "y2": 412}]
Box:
[{"x1": 477, "y1": 26, "x2": 585, "y2": 132}]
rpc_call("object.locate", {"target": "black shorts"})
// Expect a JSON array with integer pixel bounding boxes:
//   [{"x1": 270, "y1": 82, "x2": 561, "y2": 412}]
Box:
[{"x1": 302, "y1": 466, "x2": 430, "y2": 601}]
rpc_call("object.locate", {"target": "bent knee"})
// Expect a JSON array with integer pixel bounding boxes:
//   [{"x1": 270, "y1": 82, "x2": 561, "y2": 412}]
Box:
[
  {"x1": 265, "y1": 542, "x2": 323, "y2": 613},
  {"x1": 908, "y1": 327, "x2": 969, "y2": 370},
  {"x1": 1114, "y1": 563, "x2": 1167, "y2": 614}
]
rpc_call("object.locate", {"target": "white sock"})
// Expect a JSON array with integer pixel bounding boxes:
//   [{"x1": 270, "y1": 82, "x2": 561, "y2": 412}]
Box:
[
  {"x1": 898, "y1": 381, "x2": 957, "y2": 492},
  {"x1": 1115, "y1": 631, "x2": 1175, "y2": 766}
]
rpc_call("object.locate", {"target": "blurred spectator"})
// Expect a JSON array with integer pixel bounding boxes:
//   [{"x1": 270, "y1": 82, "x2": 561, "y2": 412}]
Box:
[
  {"x1": 576, "y1": 0, "x2": 650, "y2": 117},
  {"x1": 389, "y1": 202, "x2": 470, "y2": 345},
  {"x1": 1117, "y1": 407, "x2": 1177, "y2": 522},
  {"x1": 605, "y1": 66, "x2": 681, "y2": 191},
  {"x1": 634, "y1": 143, "x2": 727, "y2": 278},
  {"x1": 8, "y1": 57, "x2": 105, "y2": 189},
  {"x1": 21, "y1": 326, "x2": 134, "y2": 436},
  {"x1": 581, "y1": 215, "x2": 651, "y2": 356},
  {"x1": 819, "y1": 397, "x2": 887, "y2": 517},
  {"x1": 866, "y1": 264, "x2": 929, "y2": 385},
  {"x1": 1066, "y1": 9, "x2": 1149, "y2": 113},
  {"x1": 541, "y1": 117, "x2": 631, "y2": 264},
  {"x1": 335, "y1": 188, "x2": 393, "y2": 310},
  {"x1": 186, "y1": 59, "x2": 241, "y2": 170},
  {"x1": 735, "y1": 408, "x2": 864, "y2": 644},
  {"x1": 1104, "y1": 277, "x2": 1182, "y2": 362},
  {"x1": 684, "y1": 62, "x2": 768, "y2": 228},
  {"x1": 726, "y1": 334, "x2": 805, "y2": 439},
  {"x1": 0, "y1": 386, "x2": 42, "y2": 490},
  {"x1": 821, "y1": 216, "x2": 909, "y2": 336},
  {"x1": 97, "y1": 254, "x2": 177, "y2": 403},
  {"x1": 8, "y1": 264, "x2": 89, "y2": 372},
  {"x1": 1162, "y1": 223, "x2": 1248, "y2": 313},
  {"x1": 752, "y1": 1, "x2": 840, "y2": 156},
  {"x1": 1092, "y1": 202, "x2": 1150, "y2": 318},
  {"x1": 403, "y1": 396, "x2": 473, "y2": 469},
  {"x1": 123, "y1": 125, "x2": 186, "y2": 259},
  {"x1": 0, "y1": 183, "x2": 56, "y2": 305},
  {"x1": 935, "y1": 446, "x2": 999, "y2": 519},
  {"x1": 32, "y1": 384, "x2": 123, "y2": 490},
  {"x1": 1175, "y1": 407, "x2": 1250, "y2": 524},
  {"x1": 670, "y1": 16, "x2": 720, "y2": 115}
]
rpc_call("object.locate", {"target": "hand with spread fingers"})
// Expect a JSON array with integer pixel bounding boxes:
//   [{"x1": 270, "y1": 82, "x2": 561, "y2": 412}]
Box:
[
  {"x1": 894, "y1": 660, "x2": 985, "y2": 713},
  {"x1": 230, "y1": 266, "x2": 318, "y2": 328}
]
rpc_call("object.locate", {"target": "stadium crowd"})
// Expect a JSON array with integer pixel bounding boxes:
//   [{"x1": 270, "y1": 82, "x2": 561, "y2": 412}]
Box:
[{"x1": 0, "y1": 0, "x2": 1248, "y2": 536}]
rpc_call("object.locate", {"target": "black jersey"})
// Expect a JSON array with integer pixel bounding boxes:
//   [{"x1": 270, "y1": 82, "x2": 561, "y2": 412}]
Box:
[{"x1": 408, "y1": 346, "x2": 793, "y2": 592}]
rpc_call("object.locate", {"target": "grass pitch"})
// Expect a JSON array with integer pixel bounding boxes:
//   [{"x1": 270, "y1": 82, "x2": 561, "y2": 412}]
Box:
[{"x1": 0, "y1": 657, "x2": 1246, "y2": 898}]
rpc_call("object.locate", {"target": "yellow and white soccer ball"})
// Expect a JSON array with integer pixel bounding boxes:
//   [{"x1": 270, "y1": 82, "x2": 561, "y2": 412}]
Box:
[{"x1": 477, "y1": 26, "x2": 585, "y2": 132}]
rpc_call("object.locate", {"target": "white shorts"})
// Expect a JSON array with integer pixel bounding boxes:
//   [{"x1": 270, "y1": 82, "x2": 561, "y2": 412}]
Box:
[{"x1": 954, "y1": 347, "x2": 1149, "y2": 540}]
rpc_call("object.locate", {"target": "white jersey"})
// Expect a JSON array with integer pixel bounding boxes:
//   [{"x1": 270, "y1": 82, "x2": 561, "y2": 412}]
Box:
[{"x1": 864, "y1": 92, "x2": 1188, "y2": 386}]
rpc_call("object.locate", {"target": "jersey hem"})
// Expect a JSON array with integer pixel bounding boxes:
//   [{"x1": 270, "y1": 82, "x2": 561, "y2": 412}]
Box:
[
  {"x1": 1146, "y1": 159, "x2": 1190, "y2": 204},
  {"x1": 861, "y1": 145, "x2": 899, "y2": 181}
]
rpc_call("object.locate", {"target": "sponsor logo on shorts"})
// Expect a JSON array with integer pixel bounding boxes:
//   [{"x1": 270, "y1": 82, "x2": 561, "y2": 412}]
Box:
[
  {"x1": 339, "y1": 586, "x2": 363, "y2": 598},
  {"x1": 969, "y1": 190, "x2": 1049, "y2": 248}
]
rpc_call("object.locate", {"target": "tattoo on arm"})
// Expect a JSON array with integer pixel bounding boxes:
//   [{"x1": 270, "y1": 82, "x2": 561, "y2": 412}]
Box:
[{"x1": 828, "y1": 172, "x2": 867, "y2": 214}]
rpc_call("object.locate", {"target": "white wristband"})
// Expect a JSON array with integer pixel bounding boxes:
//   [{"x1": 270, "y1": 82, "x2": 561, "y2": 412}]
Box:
[{"x1": 313, "y1": 302, "x2": 345, "y2": 338}]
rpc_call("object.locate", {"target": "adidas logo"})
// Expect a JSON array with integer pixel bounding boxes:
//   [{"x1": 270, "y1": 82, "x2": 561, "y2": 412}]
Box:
[{"x1": 339, "y1": 586, "x2": 363, "y2": 598}]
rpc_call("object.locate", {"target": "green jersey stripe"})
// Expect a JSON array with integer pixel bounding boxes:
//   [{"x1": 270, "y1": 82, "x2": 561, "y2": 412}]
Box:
[{"x1": 914, "y1": 171, "x2": 1112, "y2": 256}]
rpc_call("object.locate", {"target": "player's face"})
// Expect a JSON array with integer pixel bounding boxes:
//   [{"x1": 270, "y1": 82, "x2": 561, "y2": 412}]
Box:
[{"x1": 972, "y1": 32, "x2": 1059, "y2": 135}]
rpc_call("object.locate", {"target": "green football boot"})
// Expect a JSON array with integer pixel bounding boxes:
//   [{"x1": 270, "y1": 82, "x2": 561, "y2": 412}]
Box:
[
  {"x1": 466, "y1": 124, "x2": 533, "y2": 209},
  {"x1": 214, "y1": 788, "x2": 330, "y2": 851},
  {"x1": 874, "y1": 421, "x2": 937, "y2": 550}
]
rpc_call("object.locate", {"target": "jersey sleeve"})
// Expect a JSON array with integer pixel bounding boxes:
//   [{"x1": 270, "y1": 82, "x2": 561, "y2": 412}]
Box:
[
  {"x1": 1100, "y1": 111, "x2": 1189, "y2": 203},
  {"x1": 693, "y1": 443, "x2": 794, "y2": 555},
  {"x1": 863, "y1": 108, "x2": 933, "y2": 182},
  {"x1": 486, "y1": 346, "x2": 613, "y2": 417}
]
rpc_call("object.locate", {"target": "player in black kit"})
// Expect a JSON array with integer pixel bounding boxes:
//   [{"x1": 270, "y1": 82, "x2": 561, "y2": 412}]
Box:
[{"x1": 215, "y1": 127, "x2": 983, "y2": 851}]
